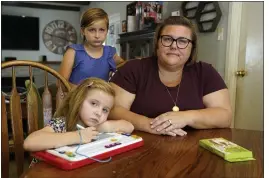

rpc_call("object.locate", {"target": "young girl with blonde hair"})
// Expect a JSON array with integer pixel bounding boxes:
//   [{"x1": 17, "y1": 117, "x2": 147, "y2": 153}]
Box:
[{"x1": 24, "y1": 78, "x2": 133, "y2": 152}]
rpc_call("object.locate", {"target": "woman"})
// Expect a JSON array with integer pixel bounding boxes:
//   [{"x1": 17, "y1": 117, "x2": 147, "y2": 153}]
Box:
[{"x1": 109, "y1": 16, "x2": 232, "y2": 136}]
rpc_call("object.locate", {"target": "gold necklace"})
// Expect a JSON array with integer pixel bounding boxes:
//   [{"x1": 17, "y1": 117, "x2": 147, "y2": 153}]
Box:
[
  {"x1": 164, "y1": 85, "x2": 180, "y2": 112},
  {"x1": 158, "y1": 69, "x2": 182, "y2": 112}
]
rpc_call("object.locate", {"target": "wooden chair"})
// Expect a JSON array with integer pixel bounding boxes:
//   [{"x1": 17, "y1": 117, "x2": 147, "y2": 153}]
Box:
[{"x1": 1, "y1": 60, "x2": 71, "y2": 178}]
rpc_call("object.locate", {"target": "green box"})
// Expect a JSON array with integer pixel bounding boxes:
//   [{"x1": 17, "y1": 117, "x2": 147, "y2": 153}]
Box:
[{"x1": 199, "y1": 138, "x2": 255, "y2": 162}]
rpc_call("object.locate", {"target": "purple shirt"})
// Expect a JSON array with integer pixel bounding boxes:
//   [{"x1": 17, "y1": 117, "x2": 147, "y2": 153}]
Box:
[
  {"x1": 110, "y1": 57, "x2": 227, "y2": 118},
  {"x1": 68, "y1": 44, "x2": 116, "y2": 84}
]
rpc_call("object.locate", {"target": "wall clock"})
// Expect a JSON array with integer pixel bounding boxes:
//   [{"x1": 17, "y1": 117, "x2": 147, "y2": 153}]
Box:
[{"x1": 42, "y1": 20, "x2": 77, "y2": 55}]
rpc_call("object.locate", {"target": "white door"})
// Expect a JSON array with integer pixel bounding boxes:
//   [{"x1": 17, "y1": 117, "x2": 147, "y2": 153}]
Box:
[{"x1": 225, "y1": 2, "x2": 263, "y2": 131}]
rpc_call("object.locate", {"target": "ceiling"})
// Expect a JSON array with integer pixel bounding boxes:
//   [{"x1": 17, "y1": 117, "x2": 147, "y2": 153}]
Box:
[{"x1": 1, "y1": 1, "x2": 91, "y2": 11}]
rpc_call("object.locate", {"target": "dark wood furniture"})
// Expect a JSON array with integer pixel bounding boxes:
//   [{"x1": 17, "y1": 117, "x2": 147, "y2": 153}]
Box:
[
  {"x1": 21, "y1": 128, "x2": 263, "y2": 178},
  {"x1": 119, "y1": 29, "x2": 155, "y2": 60},
  {"x1": 1, "y1": 60, "x2": 71, "y2": 178}
]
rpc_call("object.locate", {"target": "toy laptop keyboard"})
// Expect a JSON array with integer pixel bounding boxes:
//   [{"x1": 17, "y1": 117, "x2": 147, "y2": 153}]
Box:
[{"x1": 32, "y1": 132, "x2": 143, "y2": 170}]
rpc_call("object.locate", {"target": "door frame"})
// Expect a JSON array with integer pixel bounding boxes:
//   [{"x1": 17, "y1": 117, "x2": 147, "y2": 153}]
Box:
[{"x1": 224, "y1": 2, "x2": 243, "y2": 128}]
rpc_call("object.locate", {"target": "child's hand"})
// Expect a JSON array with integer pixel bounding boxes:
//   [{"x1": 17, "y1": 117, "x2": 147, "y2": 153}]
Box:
[
  {"x1": 79, "y1": 127, "x2": 99, "y2": 144},
  {"x1": 116, "y1": 120, "x2": 134, "y2": 133},
  {"x1": 96, "y1": 120, "x2": 134, "y2": 133}
]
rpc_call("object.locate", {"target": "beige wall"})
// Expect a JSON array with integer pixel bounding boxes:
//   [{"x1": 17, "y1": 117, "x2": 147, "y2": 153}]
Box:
[{"x1": 196, "y1": 2, "x2": 229, "y2": 79}]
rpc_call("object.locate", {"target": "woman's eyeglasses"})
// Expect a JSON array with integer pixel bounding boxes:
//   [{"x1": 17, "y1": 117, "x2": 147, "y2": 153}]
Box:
[{"x1": 160, "y1": 35, "x2": 192, "y2": 49}]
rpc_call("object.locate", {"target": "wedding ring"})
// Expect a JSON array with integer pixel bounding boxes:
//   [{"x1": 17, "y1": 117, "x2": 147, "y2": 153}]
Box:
[{"x1": 168, "y1": 120, "x2": 172, "y2": 126}]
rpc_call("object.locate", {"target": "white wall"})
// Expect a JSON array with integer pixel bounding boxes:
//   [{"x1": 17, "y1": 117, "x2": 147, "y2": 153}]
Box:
[
  {"x1": 2, "y1": 6, "x2": 81, "y2": 62},
  {"x1": 89, "y1": 1, "x2": 132, "y2": 23}
]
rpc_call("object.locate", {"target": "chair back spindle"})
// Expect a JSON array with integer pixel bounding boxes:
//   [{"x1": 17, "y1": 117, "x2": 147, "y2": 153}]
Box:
[
  {"x1": 10, "y1": 67, "x2": 24, "y2": 177},
  {"x1": 42, "y1": 71, "x2": 53, "y2": 125},
  {"x1": 56, "y1": 82, "x2": 65, "y2": 109},
  {"x1": 1, "y1": 94, "x2": 9, "y2": 178},
  {"x1": 27, "y1": 66, "x2": 39, "y2": 135}
]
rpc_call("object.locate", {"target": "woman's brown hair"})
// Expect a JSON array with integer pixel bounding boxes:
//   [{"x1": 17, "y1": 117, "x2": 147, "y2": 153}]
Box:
[
  {"x1": 80, "y1": 8, "x2": 109, "y2": 41},
  {"x1": 54, "y1": 78, "x2": 115, "y2": 131},
  {"x1": 153, "y1": 16, "x2": 198, "y2": 65}
]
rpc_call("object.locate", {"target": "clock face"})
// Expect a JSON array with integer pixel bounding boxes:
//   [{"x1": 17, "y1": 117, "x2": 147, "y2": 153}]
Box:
[{"x1": 42, "y1": 20, "x2": 77, "y2": 55}]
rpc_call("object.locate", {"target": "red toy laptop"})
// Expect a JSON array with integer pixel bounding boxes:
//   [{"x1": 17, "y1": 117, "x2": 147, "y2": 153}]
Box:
[{"x1": 32, "y1": 132, "x2": 144, "y2": 170}]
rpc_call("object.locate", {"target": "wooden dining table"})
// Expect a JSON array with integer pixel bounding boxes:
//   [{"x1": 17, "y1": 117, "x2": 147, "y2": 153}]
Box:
[{"x1": 21, "y1": 128, "x2": 263, "y2": 178}]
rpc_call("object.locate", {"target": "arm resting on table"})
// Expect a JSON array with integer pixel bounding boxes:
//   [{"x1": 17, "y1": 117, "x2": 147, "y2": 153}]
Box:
[
  {"x1": 185, "y1": 89, "x2": 232, "y2": 129},
  {"x1": 23, "y1": 126, "x2": 79, "y2": 152}
]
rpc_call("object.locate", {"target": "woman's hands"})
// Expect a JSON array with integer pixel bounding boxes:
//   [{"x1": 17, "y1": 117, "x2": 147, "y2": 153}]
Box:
[
  {"x1": 79, "y1": 127, "x2": 99, "y2": 144},
  {"x1": 150, "y1": 111, "x2": 190, "y2": 136}
]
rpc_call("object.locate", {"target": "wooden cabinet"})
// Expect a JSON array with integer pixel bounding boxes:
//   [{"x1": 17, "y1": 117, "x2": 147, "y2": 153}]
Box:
[{"x1": 118, "y1": 29, "x2": 155, "y2": 60}]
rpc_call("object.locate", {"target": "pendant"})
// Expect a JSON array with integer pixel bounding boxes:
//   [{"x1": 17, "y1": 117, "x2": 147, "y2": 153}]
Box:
[{"x1": 172, "y1": 106, "x2": 179, "y2": 112}]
